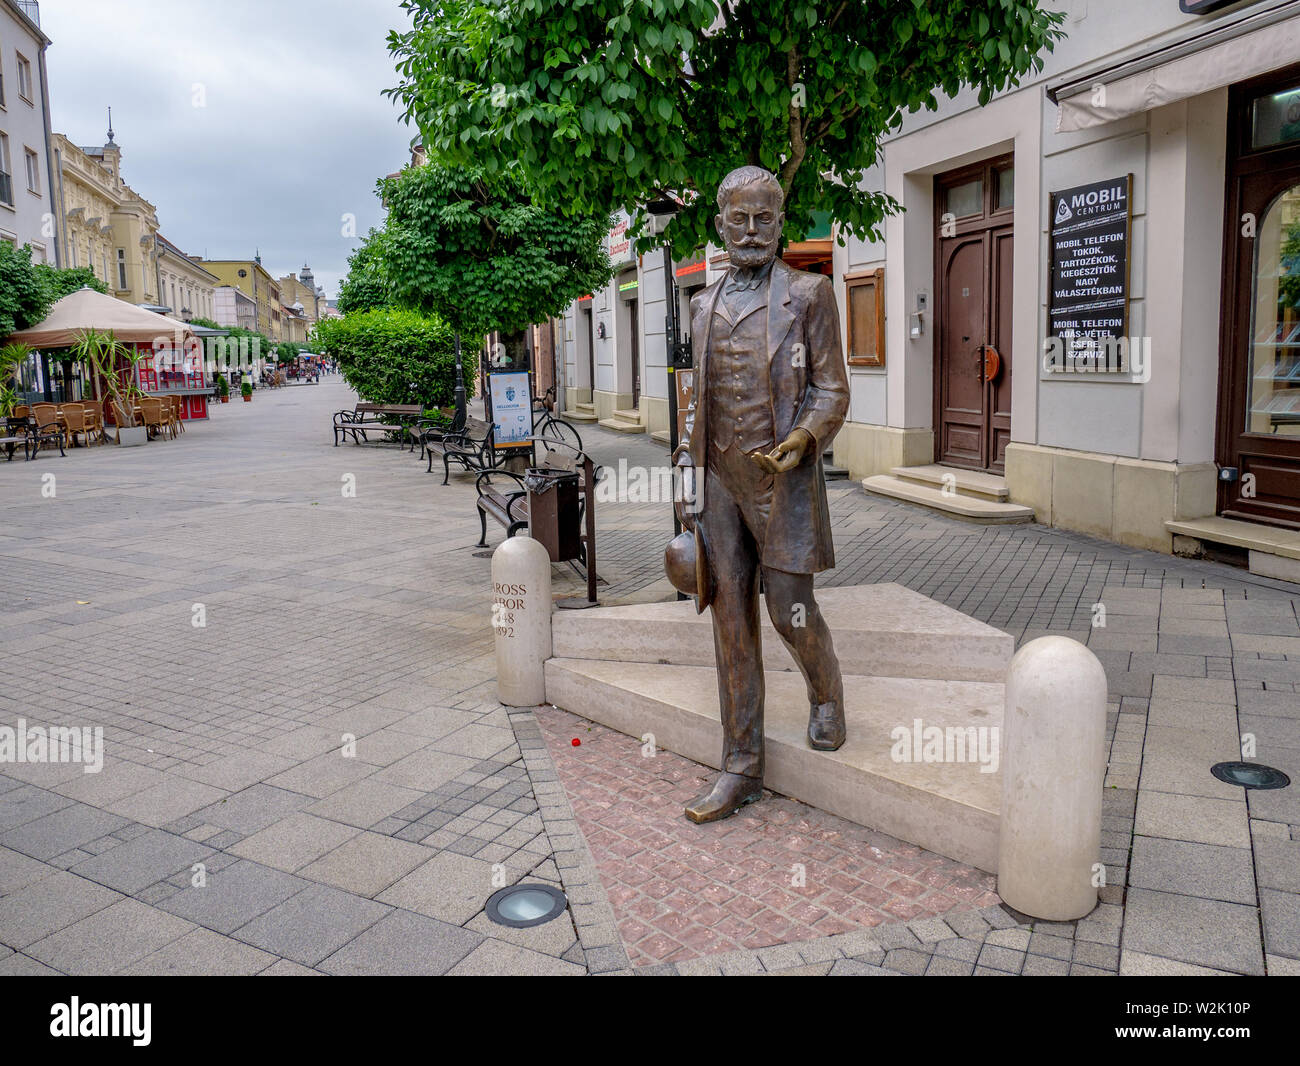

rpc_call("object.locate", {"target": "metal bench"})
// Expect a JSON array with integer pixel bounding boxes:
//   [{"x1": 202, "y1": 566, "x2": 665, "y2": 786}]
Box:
[
  {"x1": 475, "y1": 469, "x2": 529, "y2": 545},
  {"x1": 332, "y1": 403, "x2": 424, "y2": 446},
  {"x1": 426, "y1": 417, "x2": 504, "y2": 483}
]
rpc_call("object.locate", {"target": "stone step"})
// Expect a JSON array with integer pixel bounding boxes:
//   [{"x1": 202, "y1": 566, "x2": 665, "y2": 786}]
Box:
[
  {"x1": 649, "y1": 429, "x2": 671, "y2": 445},
  {"x1": 550, "y1": 583, "x2": 1012, "y2": 683},
  {"x1": 565, "y1": 406, "x2": 599, "y2": 423},
  {"x1": 544, "y1": 658, "x2": 1003, "y2": 871},
  {"x1": 597, "y1": 415, "x2": 646, "y2": 434},
  {"x1": 890, "y1": 463, "x2": 1010, "y2": 502},
  {"x1": 863, "y1": 475, "x2": 1034, "y2": 524},
  {"x1": 1166, "y1": 515, "x2": 1300, "y2": 582}
]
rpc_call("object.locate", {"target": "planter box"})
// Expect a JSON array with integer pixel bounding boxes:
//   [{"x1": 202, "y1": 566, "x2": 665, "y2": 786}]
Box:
[{"x1": 117, "y1": 426, "x2": 148, "y2": 447}]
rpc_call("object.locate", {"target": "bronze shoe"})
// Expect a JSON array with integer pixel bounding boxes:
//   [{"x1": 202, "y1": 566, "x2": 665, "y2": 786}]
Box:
[
  {"x1": 684, "y1": 772, "x2": 763, "y2": 824},
  {"x1": 807, "y1": 700, "x2": 846, "y2": 751}
]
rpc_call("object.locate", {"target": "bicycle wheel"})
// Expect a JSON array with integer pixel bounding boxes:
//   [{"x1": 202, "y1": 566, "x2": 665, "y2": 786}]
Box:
[{"x1": 542, "y1": 416, "x2": 582, "y2": 452}]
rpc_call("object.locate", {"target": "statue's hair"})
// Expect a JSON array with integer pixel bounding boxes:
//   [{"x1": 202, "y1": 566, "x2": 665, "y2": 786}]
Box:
[{"x1": 716, "y1": 166, "x2": 783, "y2": 211}]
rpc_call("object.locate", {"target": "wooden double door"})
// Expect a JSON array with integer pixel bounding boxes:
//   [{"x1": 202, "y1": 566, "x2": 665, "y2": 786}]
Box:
[
  {"x1": 935, "y1": 156, "x2": 1015, "y2": 472},
  {"x1": 1217, "y1": 65, "x2": 1300, "y2": 528}
]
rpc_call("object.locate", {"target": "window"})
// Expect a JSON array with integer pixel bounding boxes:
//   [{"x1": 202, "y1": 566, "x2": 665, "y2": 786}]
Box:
[
  {"x1": 0, "y1": 52, "x2": 6, "y2": 108},
  {"x1": 117, "y1": 249, "x2": 127, "y2": 291},
  {"x1": 0, "y1": 133, "x2": 11, "y2": 206},
  {"x1": 845, "y1": 267, "x2": 886, "y2": 367},
  {"x1": 23, "y1": 147, "x2": 39, "y2": 194},
  {"x1": 69, "y1": 242, "x2": 76, "y2": 267},
  {"x1": 16, "y1": 54, "x2": 32, "y2": 103}
]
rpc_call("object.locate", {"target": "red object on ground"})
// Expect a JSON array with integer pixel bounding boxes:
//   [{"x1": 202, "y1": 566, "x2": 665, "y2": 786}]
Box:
[{"x1": 571, "y1": 738, "x2": 581, "y2": 747}]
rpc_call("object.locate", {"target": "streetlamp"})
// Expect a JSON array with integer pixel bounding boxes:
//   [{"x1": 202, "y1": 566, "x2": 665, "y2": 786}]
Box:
[
  {"x1": 644, "y1": 198, "x2": 691, "y2": 541},
  {"x1": 452, "y1": 331, "x2": 467, "y2": 428}
]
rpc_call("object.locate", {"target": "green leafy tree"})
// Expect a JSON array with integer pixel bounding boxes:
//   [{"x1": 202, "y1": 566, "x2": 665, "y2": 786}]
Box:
[
  {"x1": 0, "y1": 243, "x2": 51, "y2": 337},
  {"x1": 312, "y1": 307, "x2": 474, "y2": 408},
  {"x1": 379, "y1": 162, "x2": 613, "y2": 338},
  {"x1": 186, "y1": 316, "x2": 222, "y2": 330},
  {"x1": 34, "y1": 264, "x2": 108, "y2": 303},
  {"x1": 389, "y1": 0, "x2": 1065, "y2": 255},
  {"x1": 337, "y1": 229, "x2": 392, "y2": 316}
]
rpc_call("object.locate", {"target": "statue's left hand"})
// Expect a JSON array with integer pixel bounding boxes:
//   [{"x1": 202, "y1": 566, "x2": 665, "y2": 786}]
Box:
[{"x1": 750, "y1": 429, "x2": 813, "y2": 474}]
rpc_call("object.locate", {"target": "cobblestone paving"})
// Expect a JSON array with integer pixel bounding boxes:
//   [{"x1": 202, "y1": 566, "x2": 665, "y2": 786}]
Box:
[{"x1": 537, "y1": 705, "x2": 999, "y2": 965}]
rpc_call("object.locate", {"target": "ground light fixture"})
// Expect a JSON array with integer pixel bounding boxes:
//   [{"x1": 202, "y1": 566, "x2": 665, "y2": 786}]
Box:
[
  {"x1": 1210, "y1": 761, "x2": 1291, "y2": 790},
  {"x1": 485, "y1": 883, "x2": 568, "y2": 928}
]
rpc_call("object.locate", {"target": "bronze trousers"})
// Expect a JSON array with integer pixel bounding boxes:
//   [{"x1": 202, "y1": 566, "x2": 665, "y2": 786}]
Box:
[{"x1": 701, "y1": 444, "x2": 844, "y2": 779}]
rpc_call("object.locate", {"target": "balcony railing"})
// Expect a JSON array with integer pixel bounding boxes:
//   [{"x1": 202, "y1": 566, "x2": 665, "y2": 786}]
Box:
[{"x1": 15, "y1": 2, "x2": 40, "y2": 27}]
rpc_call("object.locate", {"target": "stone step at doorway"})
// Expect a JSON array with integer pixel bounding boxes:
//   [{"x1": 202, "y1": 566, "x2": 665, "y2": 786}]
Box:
[
  {"x1": 597, "y1": 407, "x2": 645, "y2": 434},
  {"x1": 862, "y1": 464, "x2": 1034, "y2": 524}
]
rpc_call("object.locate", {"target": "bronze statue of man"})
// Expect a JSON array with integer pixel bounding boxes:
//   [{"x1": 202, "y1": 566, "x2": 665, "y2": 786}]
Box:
[{"x1": 666, "y1": 165, "x2": 850, "y2": 823}]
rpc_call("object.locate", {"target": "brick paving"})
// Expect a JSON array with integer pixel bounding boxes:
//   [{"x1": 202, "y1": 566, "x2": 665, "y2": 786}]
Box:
[{"x1": 536, "y1": 705, "x2": 999, "y2": 966}]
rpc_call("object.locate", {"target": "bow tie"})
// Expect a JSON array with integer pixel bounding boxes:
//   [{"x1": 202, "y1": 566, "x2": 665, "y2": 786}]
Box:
[{"x1": 725, "y1": 274, "x2": 766, "y2": 294}]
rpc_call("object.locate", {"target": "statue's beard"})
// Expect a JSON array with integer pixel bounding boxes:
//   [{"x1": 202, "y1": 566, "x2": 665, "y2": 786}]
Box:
[{"x1": 728, "y1": 242, "x2": 775, "y2": 268}]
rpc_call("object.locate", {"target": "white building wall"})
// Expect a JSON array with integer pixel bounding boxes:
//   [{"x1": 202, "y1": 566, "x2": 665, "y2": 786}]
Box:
[{"x1": 0, "y1": 1, "x2": 53, "y2": 263}]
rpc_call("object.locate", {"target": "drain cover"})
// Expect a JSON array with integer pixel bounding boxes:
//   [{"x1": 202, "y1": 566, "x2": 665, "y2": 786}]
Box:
[{"x1": 1211, "y1": 762, "x2": 1291, "y2": 790}]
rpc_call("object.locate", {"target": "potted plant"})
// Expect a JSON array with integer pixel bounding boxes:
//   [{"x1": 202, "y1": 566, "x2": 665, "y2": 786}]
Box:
[
  {"x1": 70, "y1": 329, "x2": 148, "y2": 446},
  {"x1": 217, "y1": 374, "x2": 230, "y2": 403},
  {"x1": 241, "y1": 379, "x2": 253, "y2": 403},
  {"x1": 0, "y1": 342, "x2": 29, "y2": 417}
]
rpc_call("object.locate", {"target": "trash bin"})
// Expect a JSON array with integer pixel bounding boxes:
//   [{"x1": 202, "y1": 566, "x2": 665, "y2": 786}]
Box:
[{"x1": 525, "y1": 464, "x2": 582, "y2": 562}]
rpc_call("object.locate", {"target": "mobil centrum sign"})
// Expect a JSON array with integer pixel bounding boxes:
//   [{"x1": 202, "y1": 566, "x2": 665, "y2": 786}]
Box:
[{"x1": 1048, "y1": 174, "x2": 1133, "y2": 343}]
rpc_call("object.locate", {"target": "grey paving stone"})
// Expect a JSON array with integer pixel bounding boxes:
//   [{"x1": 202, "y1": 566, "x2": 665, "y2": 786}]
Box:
[
  {"x1": 226, "y1": 812, "x2": 359, "y2": 873},
  {"x1": 27, "y1": 898, "x2": 195, "y2": 975},
  {"x1": 231, "y1": 882, "x2": 390, "y2": 967},
  {"x1": 120, "y1": 927, "x2": 277, "y2": 976},
  {"x1": 70, "y1": 829, "x2": 213, "y2": 895},
  {"x1": 319, "y1": 908, "x2": 484, "y2": 975},
  {"x1": 1129, "y1": 836, "x2": 1256, "y2": 904},
  {"x1": 297, "y1": 832, "x2": 428, "y2": 898},
  {"x1": 0, "y1": 869, "x2": 121, "y2": 949},
  {"x1": 191, "y1": 784, "x2": 312, "y2": 835},
  {"x1": 0, "y1": 786, "x2": 73, "y2": 833},
  {"x1": 0, "y1": 804, "x2": 129, "y2": 861},
  {"x1": 1124, "y1": 888, "x2": 1265, "y2": 975},
  {"x1": 1260, "y1": 889, "x2": 1300, "y2": 960},
  {"x1": 1072, "y1": 939, "x2": 1120, "y2": 970},
  {"x1": 156, "y1": 859, "x2": 309, "y2": 934},
  {"x1": 1021, "y1": 954, "x2": 1070, "y2": 975},
  {"x1": 976, "y1": 944, "x2": 1025, "y2": 973},
  {"x1": 0, "y1": 846, "x2": 55, "y2": 895},
  {"x1": 882, "y1": 948, "x2": 932, "y2": 975},
  {"x1": 1027, "y1": 932, "x2": 1073, "y2": 961},
  {"x1": 1256, "y1": 838, "x2": 1300, "y2": 895},
  {"x1": 925, "y1": 954, "x2": 975, "y2": 976},
  {"x1": 830, "y1": 957, "x2": 902, "y2": 975}
]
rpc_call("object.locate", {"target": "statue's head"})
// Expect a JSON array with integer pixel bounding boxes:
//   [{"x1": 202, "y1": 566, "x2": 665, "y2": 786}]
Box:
[{"x1": 714, "y1": 166, "x2": 785, "y2": 270}]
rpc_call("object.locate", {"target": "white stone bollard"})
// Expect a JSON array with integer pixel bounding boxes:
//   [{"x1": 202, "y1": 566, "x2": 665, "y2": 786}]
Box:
[
  {"x1": 492, "y1": 536, "x2": 552, "y2": 706},
  {"x1": 998, "y1": 635, "x2": 1107, "y2": 921}
]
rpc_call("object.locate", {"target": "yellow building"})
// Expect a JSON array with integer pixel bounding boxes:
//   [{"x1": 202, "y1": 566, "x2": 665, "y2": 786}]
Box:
[
  {"x1": 277, "y1": 264, "x2": 324, "y2": 325},
  {"x1": 197, "y1": 257, "x2": 282, "y2": 339},
  {"x1": 53, "y1": 128, "x2": 161, "y2": 303}
]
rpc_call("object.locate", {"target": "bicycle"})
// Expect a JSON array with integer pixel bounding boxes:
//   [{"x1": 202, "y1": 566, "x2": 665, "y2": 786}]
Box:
[{"x1": 532, "y1": 385, "x2": 582, "y2": 452}]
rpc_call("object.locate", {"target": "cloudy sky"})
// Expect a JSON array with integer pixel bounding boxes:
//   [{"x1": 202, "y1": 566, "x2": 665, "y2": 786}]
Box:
[{"x1": 41, "y1": 0, "x2": 417, "y2": 298}]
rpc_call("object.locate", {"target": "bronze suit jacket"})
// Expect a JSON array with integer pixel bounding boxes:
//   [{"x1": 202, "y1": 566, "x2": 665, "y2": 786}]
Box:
[{"x1": 678, "y1": 258, "x2": 850, "y2": 604}]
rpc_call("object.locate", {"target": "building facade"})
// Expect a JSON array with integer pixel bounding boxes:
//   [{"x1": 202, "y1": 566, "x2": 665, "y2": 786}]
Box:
[
  {"x1": 153, "y1": 235, "x2": 217, "y2": 321},
  {"x1": 277, "y1": 265, "x2": 324, "y2": 325},
  {"x1": 199, "y1": 258, "x2": 282, "y2": 340},
  {"x1": 213, "y1": 284, "x2": 256, "y2": 332},
  {"x1": 53, "y1": 130, "x2": 163, "y2": 302},
  {"x1": 0, "y1": 0, "x2": 56, "y2": 263},
  {"x1": 556, "y1": 0, "x2": 1300, "y2": 579}
]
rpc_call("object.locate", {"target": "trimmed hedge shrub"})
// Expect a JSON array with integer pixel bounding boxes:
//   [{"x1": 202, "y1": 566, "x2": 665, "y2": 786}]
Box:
[{"x1": 311, "y1": 308, "x2": 477, "y2": 408}]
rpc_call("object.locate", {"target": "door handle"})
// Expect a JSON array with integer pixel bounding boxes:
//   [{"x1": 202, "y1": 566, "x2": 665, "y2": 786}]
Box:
[{"x1": 983, "y1": 345, "x2": 1001, "y2": 382}]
